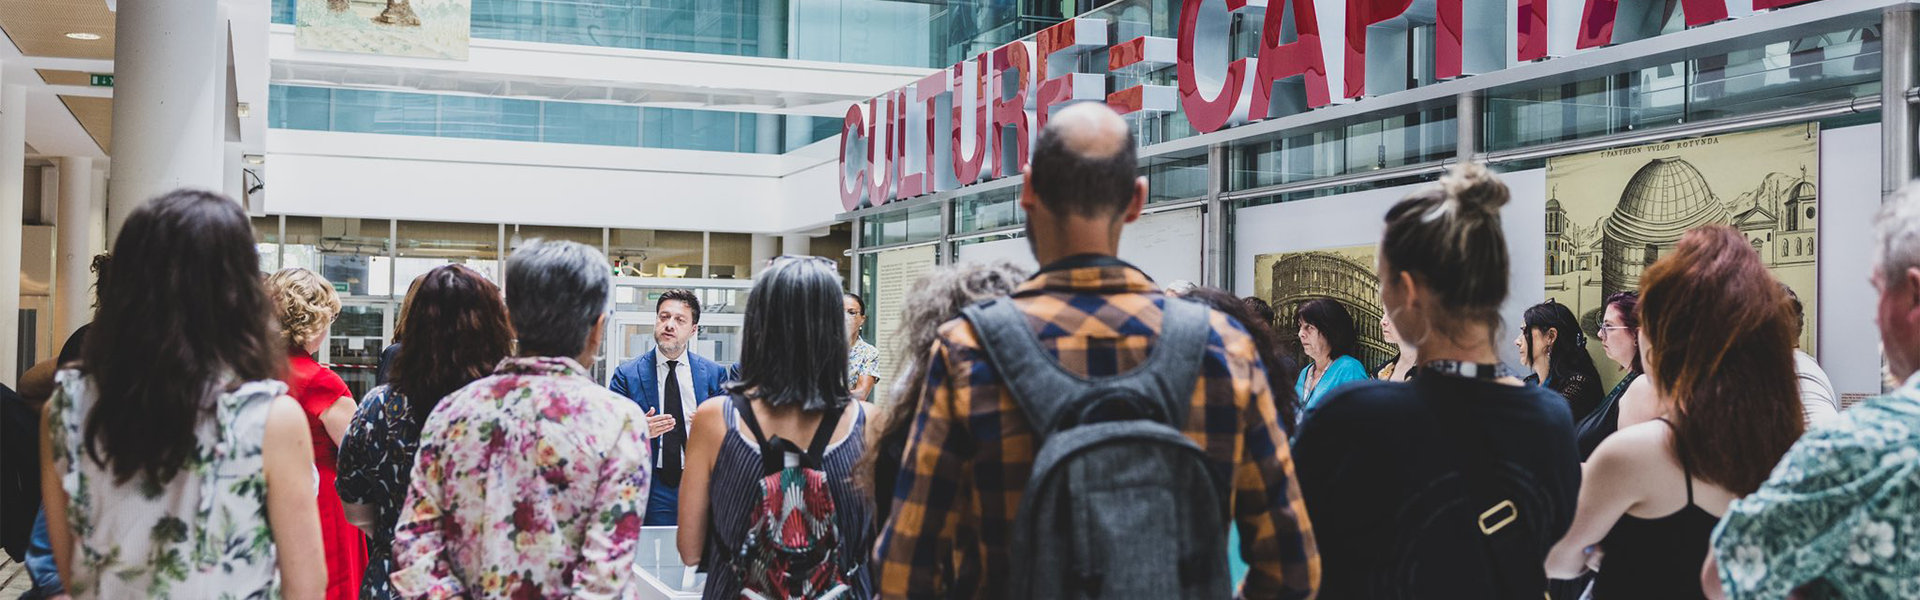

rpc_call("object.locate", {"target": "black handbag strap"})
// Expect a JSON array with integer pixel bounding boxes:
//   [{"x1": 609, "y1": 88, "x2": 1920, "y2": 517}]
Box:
[{"x1": 1418, "y1": 373, "x2": 1547, "y2": 600}]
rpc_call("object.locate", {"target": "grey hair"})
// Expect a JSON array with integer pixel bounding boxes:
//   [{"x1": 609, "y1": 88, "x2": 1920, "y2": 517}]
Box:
[
  {"x1": 893, "y1": 261, "x2": 1034, "y2": 372},
  {"x1": 1877, "y1": 183, "x2": 1920, "y2": 284},
  {"x1": 506, "y1": 239, "x2": 610, "y2": 358}
]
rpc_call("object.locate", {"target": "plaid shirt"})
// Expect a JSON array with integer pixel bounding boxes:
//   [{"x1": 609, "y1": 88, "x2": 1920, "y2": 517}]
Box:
[{"x1": 874, "y1": 256, "x2": 1319, "y2": 599}]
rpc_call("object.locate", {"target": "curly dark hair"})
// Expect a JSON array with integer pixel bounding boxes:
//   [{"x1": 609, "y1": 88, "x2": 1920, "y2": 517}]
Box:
[
  {"x1": 390, "y1": 264, "x2": 514, "y2": 435},
  {"x1": 82, "y1": 190, "x2": 282, "y2": 487}
]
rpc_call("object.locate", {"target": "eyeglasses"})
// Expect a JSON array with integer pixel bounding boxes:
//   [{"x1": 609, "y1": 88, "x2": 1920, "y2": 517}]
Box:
[
  {"x1": 766, "y1": 254, "x2": 836, "y2": 267},
  {"x1": 1597, "y1": 325, "x2": 1631, "y2": 338}
]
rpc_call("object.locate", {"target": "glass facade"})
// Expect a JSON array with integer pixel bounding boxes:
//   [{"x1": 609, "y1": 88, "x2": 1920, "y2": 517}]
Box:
[
  {"x1": 271, "y1": 0, "x2": 1097, "y2": 69},
  {"x1": 1229, "y1": 107, "x2": 1458, "y2": 192},
  {"x1": 1485, "y1": 26, "x2": 1881, "y2": 152},
  {"x1": 268, "y1": 85, "x2": 834, "y2": 153}
]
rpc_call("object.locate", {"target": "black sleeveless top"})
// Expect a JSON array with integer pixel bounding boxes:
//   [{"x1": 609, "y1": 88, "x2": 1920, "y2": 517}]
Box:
[{"x1": 1592, "y1": 419, "x2": 1717, "y2": 600}]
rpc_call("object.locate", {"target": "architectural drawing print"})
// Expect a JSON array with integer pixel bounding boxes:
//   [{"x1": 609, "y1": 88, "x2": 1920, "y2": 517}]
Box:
[
  {"x1": 1546, "y1": 124, "x2": 1819, "y2": 387},
  {"x1": 297, "y1": 0, "x2": 471, "y2": 60}
]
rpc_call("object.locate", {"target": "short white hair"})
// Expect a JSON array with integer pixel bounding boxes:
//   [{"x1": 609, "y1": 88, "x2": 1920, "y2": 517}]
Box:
[{"x1": 1877, "y1": 183, "x2": 1920, "y2": 283}]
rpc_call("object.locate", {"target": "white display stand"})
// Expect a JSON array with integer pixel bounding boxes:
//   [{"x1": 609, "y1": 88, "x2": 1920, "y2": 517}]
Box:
[{"x1": 634, "y1": 526, "x2": 705, "y2": 599}]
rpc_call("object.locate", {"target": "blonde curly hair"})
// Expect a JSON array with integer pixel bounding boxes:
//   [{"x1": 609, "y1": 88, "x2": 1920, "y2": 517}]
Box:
[{"x1": 267, "y1": 267, "x2": 341, "y2": 350}]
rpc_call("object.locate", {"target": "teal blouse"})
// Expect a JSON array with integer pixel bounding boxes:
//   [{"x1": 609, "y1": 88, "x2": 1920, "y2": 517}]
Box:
[
  {"x1": 1296, "y1": 355, "x2": 1371, "y2": 413},
  {"x1": 1710, "y1": 375, "x2": 1920, "y2": 599}
]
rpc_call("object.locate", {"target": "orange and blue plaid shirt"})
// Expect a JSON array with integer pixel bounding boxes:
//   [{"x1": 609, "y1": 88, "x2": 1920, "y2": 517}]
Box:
[{"x1": 873, "y1": 255, "x2": 1319, "y2": 599}]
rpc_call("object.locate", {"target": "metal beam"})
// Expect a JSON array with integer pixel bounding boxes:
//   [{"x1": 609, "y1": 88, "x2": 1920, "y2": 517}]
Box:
[{"x1": 1886, "y1": 7, "x2": 1919, "y2": 196}]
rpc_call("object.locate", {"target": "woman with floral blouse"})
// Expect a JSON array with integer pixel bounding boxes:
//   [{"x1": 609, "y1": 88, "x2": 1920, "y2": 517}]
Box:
[{"x1": 337, "y1": 264, "x2": 511, "y2": 599}]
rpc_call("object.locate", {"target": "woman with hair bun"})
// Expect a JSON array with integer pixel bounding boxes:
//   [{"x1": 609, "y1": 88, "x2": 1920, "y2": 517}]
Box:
[{"x1": 1294, "y1": 163, "x2": 1582, "y2": 598}]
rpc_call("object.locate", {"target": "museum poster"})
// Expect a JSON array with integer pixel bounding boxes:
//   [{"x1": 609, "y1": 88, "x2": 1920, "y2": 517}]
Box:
[
  {"x1": 1545, "y1": 123, "x2": 1820, "y2": 388},
  {"x1": 872, "y1": 245, "x2": 936, "y2": 407},
  {"x1": 297, "y1": 0, "x2": 472, "y2": 60},
  {"x1": 1251, "y1": 244, "x2": 1396, "y2": 375}
]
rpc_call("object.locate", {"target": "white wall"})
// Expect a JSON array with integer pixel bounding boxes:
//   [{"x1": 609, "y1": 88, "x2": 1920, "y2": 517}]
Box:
[
  {"x1": 266, "y1": 130, "x2": 843, "y2": 233},
  {"x1": 1232, "y1": 170, "x2": 1548, "y2": 369},
  {"x1": 1818, "y1": 124, "x2": 1884, "y2": 401},
  {"x1": 953, "y1": 208, "x2": 1207, "y2": 285}
]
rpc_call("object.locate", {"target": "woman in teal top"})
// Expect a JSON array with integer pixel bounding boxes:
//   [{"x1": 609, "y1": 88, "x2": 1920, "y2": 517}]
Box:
[{"x1": 1293, "y1": 298, "x2": 1372, "y2": 415}]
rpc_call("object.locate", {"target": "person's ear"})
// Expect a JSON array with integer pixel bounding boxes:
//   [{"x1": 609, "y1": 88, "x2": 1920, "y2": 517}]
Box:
[
  {"x1": 1543, "y1": 327, "x2": 1559, "y2": 346},
  {"x1": 1901, "y1": 267, "x2": 1920, "y2": 328},
  {"x1": 1121, "y1": 176, "x2": 1148, "y2": 225},
  {"x1": 1018, "y1": 165, "x2": 1040, "y2": 214}
]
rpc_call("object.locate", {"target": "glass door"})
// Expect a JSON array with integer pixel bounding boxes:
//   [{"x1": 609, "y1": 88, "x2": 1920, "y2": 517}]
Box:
[{"x1": 322, "y1": 297, "x2": 395, "y2": 401}]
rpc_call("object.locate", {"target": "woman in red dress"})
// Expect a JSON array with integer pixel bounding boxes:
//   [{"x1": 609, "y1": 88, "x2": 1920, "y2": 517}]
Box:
[{"x1": 269, "y1": 268, "x2": 366, "y2": 600}]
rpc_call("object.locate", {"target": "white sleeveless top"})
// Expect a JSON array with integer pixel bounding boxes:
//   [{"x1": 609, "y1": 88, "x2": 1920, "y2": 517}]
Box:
[{"x1": 48, "y1": 370, "x2": 287, "y2": 598}]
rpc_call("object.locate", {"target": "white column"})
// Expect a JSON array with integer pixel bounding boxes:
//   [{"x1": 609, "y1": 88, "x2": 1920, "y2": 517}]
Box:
[
  {"x1": 781, "y1": 233, "x2": 812, "y2": 257},
  {"x1": 107, "y1": 0, "x2": 225, "y2": 241},
  {"x1": 55, "y1": 157, "x2": 95, "y2": 342},
  {"x1": 89, "y1": 167, "x2": 108, "y2": 256},
  {"x1": 0, "y1": 81, "x2": 27, "y2": 383},
  {"x1": 750, "y1": 234, "x2": 778, "y2": 276}
]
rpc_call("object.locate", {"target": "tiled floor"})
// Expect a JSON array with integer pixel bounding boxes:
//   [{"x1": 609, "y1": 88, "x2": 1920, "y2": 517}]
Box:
[{"x1": 1, "y1": 557, "x2": 33, "y2": 597}]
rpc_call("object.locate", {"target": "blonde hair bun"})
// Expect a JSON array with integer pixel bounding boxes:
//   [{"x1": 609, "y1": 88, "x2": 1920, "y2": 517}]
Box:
[{"x1": 1438, "y1": 162, "x2": 1510, "y2": 217}]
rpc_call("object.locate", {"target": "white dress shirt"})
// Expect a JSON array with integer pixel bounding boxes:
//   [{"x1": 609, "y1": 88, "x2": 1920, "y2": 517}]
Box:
[{"x1": 655, "y1": 350, "x2": 698, "y2": 465}]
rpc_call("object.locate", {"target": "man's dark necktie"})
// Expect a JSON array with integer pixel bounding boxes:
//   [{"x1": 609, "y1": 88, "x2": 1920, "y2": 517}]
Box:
[{"x1": 660, "y1": 359, "x2": 684, "y2": 488}]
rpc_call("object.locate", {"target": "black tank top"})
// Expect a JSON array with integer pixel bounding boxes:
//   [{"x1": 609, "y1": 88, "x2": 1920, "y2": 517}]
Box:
[{"x1": 1592, "y1": 419, "x2": 1717, "y2": 599}]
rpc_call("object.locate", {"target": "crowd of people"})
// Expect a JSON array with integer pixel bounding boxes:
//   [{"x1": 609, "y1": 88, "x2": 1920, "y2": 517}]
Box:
[{"x1": 2, "y1": 101, "x2": 1917, "y2": 599}]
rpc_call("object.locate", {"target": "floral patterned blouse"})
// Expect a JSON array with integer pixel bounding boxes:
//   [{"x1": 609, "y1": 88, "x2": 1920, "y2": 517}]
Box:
[
  {"x1": 390, "y1": 357, "x2": 652, "y2": 599},
  {"x1": 47, "y1": 370, "x2": 286, "y2": 598},
  {"x1": 1711, "y1": 374, "x2": 1920, "y2": 599},
  {"x1": 336, "y1": 384, "x2": 418, "y2": 599},
  {"x1": 848, "y1": 338, "x2": 880, "y2": 390}
]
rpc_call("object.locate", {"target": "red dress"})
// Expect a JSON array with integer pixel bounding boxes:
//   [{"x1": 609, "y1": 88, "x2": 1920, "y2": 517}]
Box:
[{"x1": 286, "y1": 350, "x2": 367, "y2": 600}]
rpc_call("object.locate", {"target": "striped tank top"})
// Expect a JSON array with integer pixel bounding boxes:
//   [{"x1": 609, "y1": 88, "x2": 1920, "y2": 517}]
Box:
[{"x1": 701, "y1": 399, "x2": 874, "y2": 600}]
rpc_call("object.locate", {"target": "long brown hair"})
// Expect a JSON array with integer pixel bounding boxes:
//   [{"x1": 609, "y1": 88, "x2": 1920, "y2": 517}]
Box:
[
  {"x1": 389, "y1": 264, "x2": 513, "y2": 435},
  {"x1": 1638, "y1": 225, "x2": 1802, "y2": 495},
  {"x1": 83, "y1": 190, "x2": 282, "y2": 486}
]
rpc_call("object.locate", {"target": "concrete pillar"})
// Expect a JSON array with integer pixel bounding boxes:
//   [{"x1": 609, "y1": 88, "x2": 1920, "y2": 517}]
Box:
[
  {"x1": 750, "y1": 234, "x2": 778, "y2": 276},
  {"x1": 782, "y1": 233, "x2": 812, "y2": 257},
  {"x1": 108, "y1": 0, "x2": 225, "y2": 241},
  {"x1": 55, "y1": 157, "x2": 95, "y2": 342},
  {"x1": 1, "y1": 81, "x2": 26, "y2": 383},
  {"x1": 89, "y1": 167, "x2": 108, "y2": 256}
]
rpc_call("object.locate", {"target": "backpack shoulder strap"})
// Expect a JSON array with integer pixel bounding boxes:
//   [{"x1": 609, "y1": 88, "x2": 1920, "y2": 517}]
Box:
[
  {"x1": 803, "y1": 404, "x2": 847, "y2": 465},
  {"x1": 961, "y1": 296, "x2": 1213, "y2": 436},
  {"x1": 730, "y1": 393, "x2": 768, "y2": 446}
]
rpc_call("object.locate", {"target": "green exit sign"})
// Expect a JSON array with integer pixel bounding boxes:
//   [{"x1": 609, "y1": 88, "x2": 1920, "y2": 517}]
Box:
[
  {"x1": 332, "y1": 282, "x2": 349, "y2": 293},
  {"x1": 89, "y1": 74, "x2": 113, "y2": 87}
]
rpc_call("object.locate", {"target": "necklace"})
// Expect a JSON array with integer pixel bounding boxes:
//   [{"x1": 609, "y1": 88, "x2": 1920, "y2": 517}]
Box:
[{"x1": 1423, "y1": 359, "x2": 1499, "y2": 380}]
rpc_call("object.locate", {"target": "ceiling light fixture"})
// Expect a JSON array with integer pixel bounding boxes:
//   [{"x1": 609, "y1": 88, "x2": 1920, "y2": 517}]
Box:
[
  {"x1": 64, "y1": 32, "x2": 102, "y2": 40},
  {"x1": 244, "y1": 154, "x2": 265, "y2": 165}
]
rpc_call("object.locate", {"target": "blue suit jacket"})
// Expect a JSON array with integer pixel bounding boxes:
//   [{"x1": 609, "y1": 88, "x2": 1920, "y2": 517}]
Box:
[{"x1": 608, "y1": 349, "x2": 736, "y2": 470}]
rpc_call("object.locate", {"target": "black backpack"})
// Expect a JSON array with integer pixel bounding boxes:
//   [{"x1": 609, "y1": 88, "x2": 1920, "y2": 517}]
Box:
[{"x1": 961, "y1": 297, "x2": 1232, "y2": 600}]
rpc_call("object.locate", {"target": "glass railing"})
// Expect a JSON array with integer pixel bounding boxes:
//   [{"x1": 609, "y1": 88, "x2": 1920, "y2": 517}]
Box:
[{"x1": 268, "y1": 84, "x2": 838, "y2": 153}]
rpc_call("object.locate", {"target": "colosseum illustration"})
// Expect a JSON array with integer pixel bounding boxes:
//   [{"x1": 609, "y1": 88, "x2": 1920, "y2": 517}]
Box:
[{"x1": 1265, "y1": 249, "x2": 1394, "y2": 373}]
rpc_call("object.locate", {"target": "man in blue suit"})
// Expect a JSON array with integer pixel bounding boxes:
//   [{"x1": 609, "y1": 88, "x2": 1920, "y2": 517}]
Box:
[{"x1": 609, "y1": 289, "x2": 732, "y2": 526}]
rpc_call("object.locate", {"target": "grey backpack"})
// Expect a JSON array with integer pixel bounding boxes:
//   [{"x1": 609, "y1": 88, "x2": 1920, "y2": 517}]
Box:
[{"x1": 961, "y1": 296, "x2": 1233, "y2": 600}]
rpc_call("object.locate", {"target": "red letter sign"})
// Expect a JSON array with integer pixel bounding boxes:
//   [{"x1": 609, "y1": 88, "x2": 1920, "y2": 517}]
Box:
[
  {"x1": 1178, "y1": 0, "x2": 1261, "y2": 133},
  {"x1": 951, "y1": 54, "x2": 989, "y2": 187},
  {"x1": 989, "y1": 42, "x2": 1035, "y2": 179},
  {"x1": 1249, "y1": 0, "x2": 1333, "y2": 120},
  {"x1": 838, "y1": 104, "x2": 867, "y2": 211}
]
